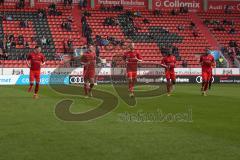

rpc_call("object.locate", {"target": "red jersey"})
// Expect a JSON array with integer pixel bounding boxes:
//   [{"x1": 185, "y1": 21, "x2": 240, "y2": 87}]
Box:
[
  {"x1": 81, "y1": 52, "x2": 96, "y2": 71},
  {"x1": 200, "y1": 54, "x2": 215, "y2": 73},
  {"x1": 27, "y1": 52, "x2": 45, "y2": 71},
  {"x1": 161, "y1": 55, "x2": 176, "y2": 72},
  {"x1": 123, "y1": 51, "x2": 142, "y2": 72}
]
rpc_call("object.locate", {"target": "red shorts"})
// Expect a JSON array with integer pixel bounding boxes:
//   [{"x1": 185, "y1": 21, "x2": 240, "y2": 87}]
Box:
[
  {"x1": 30, "y1": 70, "x2": 41, "y2": 83},
  {"x1": 202, "y1": 71, "x2": 212, "y2": 82},
  {"x1": 165, "y1": 71, "x2": 176, "y2": 81},
  {"x1": 127, "y1": 71, "x2": 137, "y2": 79},
  {"x1": 83, "y1": 70, "x2": 95, "y2": 79}
]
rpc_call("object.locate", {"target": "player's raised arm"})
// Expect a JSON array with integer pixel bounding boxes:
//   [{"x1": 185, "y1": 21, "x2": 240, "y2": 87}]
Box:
[
  {"x1": 26, "y1": 53, "x2": 31, "y2": 68},
  {"x1": 135, "y1": 52, "x2": 143, "y2": 62},
  {"x1": 211, "y1": 56, "x2": 216, "y2": 68},
  {"x1": 160, "y1": 57, "x2": 167, "y2": 68},
  {"x1": 41, "y1": 54, "x2": 46, "y2": 66},
  {"x1": 80, "y1": 53, "x2": 88, "y2": 65}
]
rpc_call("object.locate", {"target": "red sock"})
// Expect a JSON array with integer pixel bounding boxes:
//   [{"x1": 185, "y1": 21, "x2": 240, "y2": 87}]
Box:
[
  {"x1": 84, "y1": 84, "x2": 89, "y2": 95},
  {"x1": 129, "y1": 81, "x2": 133, "y2": 93},
  {"x1": 34, "y1": 83, "x2": 39, "y2": 94},
  {"x1": 167, "y1": 81, "x2": 171, "y2": 93},
  {"x1": 204, "y1": 82, "x2": 209, "y2": 91},
  {"x1": 201, "y1": 82, "x2": 205, "y2": 91}
]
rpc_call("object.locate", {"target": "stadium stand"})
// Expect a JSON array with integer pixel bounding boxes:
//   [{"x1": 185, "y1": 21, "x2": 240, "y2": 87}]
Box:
[
  {"x1": 0, "y1": 3, "x2": 239, "y2": 68},
  {"x1": 86, "y1": 9, "x2": 211, "y2": 67},
  {"x1": 198, "y1": 11, "x2": 240, "y2": 67}
]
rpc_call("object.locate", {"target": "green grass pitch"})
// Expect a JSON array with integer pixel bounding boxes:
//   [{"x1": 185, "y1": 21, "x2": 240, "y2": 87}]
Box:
[{"x1": 0, "y1": 84, "x2": 240, "y2": 160}]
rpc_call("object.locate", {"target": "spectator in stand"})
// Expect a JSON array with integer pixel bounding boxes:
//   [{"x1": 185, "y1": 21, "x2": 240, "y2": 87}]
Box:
[
  {"x1": 6, "y1": 15, "x2": 13, "y2": 21},
  {"x1": 0, "y1": 48, "x2": 3, "y2": 59},
  {"x1": 214, "y1": 25, "x2": 225, "y2": 31},
  {"x1": 133, "y1": 11, "x2": 141, "y2": 17},
  {"x1": 100, "y1": 4, "x2": 106, "y2": 11},
  {"x1": 41, "y1": 36, "x2": 47, "y2": 45},
  {"x1": 190, "y1": 21, "x2": 196, "y2": 30},
  {"x1": 218, "y1": 56, "x2": 224, "y2": 68},
  {"x1": 79, "y1": 0, "x2": 84, "y2": 9},
  {"x1": 101, "y1": 37, "x2": 109, "y2": 46},
  {"x1": 177, "y1": 25, "x2": 184, "y2": 31},
  {"x1": 224, "y1": 5, "x2": 231, "y2": 14},
  {"x1": 38, "y1": 11, "x2": 43, "y2": 18},
  {"x1": 236, "y1": 47, "x2": 240, "y2": 58},
  {"x1": 25, "y1": 41, "x2": 29, "y2": 48},
  {"x1": 180, "y1": 7, "x2": 184, "y2": 13},
  {"x1": 229, "y1": 27, "x2": 236, "y2": 34},
  {"x1": 0, "y1": 49, "x2": 8, "y2": 60},
  {"x1": 171, "y1": 9, "x2": 178, "y2": 15},
  {"x1": 11, "y1": 40, "x2": 16, "y2": 48},
  {"x1": 111, "y1": 60, "x2": 116, "y2": 68},
  {"x1": 0, "y1": 0, "x2": 4, "y2": 6},
  {"x1": 143, "y1": 18, "x2": 150, "y2": 24},
  {"x1": 203, "y1": 19, "x2": 210, "y2": 25},
  {"x1": 95, "y1": 45, "x2": 100, "y2": 57},
  {"x1": 17, "y1": 0, "x2": 25, "y2": 9},
  {"x1": 83, "y1": 0, "x2": 87, "y2": 8},
  {"x1": 193, "y1": 28, "x2": 199, "y2": 38},
  {"x1": 48, "y1": 3, "x2": 61, "y2": 16},
  {"x1": 182, "y1": 59, "x2": 188, "y2": 68},
  {"x1": 172, "y1": 46, "x2": 180, "y2": 58},
  {"x1": 6, "y1": 39, "x2": 11, "y2": 50},
  {"x1": 18, "y1": 34, "x2": 24, "y2": 45},
  {"x1": 9, "y1": 34, "x2": 14, "y2": 42},
  {"x1": 38, "y1": 9, "x2": 45, "y2": 18},
  {"x1": 68, "y1": 0, "x2": 73, "y2": 7},
  {"x1": 62, "y1": 19, "x2": 72, "y2": 31},
  {"x1": 95, "y1": 35, "x2": 102, "y2": 46},
  {"x1": 228, "y1": 47, "x2": 236, "y2": 63},
  {"x1": 229, "y1": 40, "x2": 238, "y2": 47},
  {"x1": 21, "y1": 19, "x2": 28, "y2": 28},
  {"x1": 183, "y1": 6, "x2": 188, "y2": 13},
  {"x1": 64, "y1": 0, "x2": 68, "y2": 6},
  {"x1": 81, "y1": 15, "x2": 87, "y2": 36},
  {"x1": 153, "y1": 10, "x2": 162, "y2": 16},
  {"x1": 0, "y1": 40, "x2": 3, "y2": 49},
  {"x1": 67, "y1": 38, "x2": 73, "y2": 49}
]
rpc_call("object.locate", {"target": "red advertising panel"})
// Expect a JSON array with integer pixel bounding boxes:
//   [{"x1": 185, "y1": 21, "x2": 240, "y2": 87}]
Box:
[
  {"x1": 94, "y1": 0, "x2": 148, "y2": 9},
  {"x1": 152, "y1": 0, "x2": 203, "y2": 12},
  {"x1": 3, "y1": 0, "x2": 30, "y2": 5},
  {"x1": 208, "y1": 1, "x2": 240, "y2": 12}
]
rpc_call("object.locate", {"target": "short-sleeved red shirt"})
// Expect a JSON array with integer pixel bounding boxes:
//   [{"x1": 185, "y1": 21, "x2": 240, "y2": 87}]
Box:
[
  {"x1": 81, "y1": 52, "x2": 96, "y2": 71},
  {"x1": 27, "y1": 52, "x2": 45, "y2": 71},
  {"x1": 161, "y1": 55, "x2": 176, "y2": 72},
  {"x1": 123, "y1": 51, "x2": 142, "y2": 72},
  {"x1": 200, "y1": 54, "x2": 214, "y2": 73}
]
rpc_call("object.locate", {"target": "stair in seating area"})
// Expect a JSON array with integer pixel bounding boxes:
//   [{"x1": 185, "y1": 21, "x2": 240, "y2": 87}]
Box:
[{"x1": 189, "y1": 12, "x2": 219, "y2": 50}]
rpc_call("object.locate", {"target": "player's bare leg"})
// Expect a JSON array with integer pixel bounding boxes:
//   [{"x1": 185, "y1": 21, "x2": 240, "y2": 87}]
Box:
[
  {"x1": 166, "y1": 80, "x2": 171, "y2": 96},
  {"x1": 128, "y1": 78, "x2": 135, "y2": 97},
  {"x1": 83, "y1": 78, "x2": 89, "y2": 98},
  {"x1": 33, "y1": 82, "x2": 40, "y2": 99},
  {"x1": 28, "y1": 82, "x2": 34, "y2": 92},
  {"x1": 171, "y1": 80, "x2": 176, "y2": 94},
  {"x1": 84, "y1": 84, "x2": 89, "y2": 98},
  {"x1": 88, "y1": 78, "x2": 95, "y2": 97},
  {"x1": 201, "y1": 81, "x2": 208, "y2": 96}
]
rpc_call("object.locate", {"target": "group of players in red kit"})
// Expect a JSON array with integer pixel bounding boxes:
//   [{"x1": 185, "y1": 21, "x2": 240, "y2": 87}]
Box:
[{"x1": 26, "y1": 44, "x2": 215, "y2": 99}]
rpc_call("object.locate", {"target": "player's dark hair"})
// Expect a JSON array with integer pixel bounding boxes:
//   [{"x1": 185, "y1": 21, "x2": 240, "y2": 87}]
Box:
[{"x1": 35, "y1": 45, "x2": 41, "y2": 49}]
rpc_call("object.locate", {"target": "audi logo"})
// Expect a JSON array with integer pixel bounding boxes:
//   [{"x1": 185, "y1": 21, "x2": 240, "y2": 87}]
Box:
[
  {"x1": 69, "y1": 76, "x2": 84, "y2": 84},
  {"x1": 196, "y1": 76, "x2": 214, "y2": 83}
]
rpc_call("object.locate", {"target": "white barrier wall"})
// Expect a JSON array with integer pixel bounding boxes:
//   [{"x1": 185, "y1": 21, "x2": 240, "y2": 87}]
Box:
[{"x1": 1, "y1": 68, "x2": 240, "y2": 76}]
